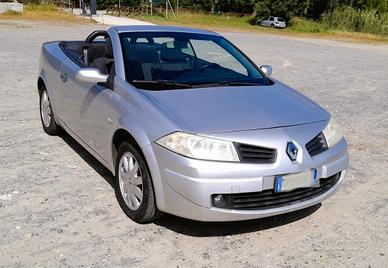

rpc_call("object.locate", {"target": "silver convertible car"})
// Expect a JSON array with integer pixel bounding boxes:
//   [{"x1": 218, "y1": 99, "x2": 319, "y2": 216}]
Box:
[{"x1": 38, "y1": 26, "x2": 349, "y2": 223}]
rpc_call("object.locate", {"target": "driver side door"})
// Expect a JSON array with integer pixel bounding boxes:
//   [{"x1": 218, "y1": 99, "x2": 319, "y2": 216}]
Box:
[{"x1": 58, "y1": 39, "x2": 115, "y2": 163}]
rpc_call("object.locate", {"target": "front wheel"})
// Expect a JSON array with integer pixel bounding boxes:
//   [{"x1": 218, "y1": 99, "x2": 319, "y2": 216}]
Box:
[
  {"x1": 39, "y1": 87, "x2": 59, "y2": 135},
  {"x1": 114, "y1": 142, "x2": 161, "y2": 223}
]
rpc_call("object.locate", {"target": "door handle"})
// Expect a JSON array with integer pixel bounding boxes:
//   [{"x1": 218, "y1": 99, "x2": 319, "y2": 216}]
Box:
[{"x1": 60, "y1": 72, "x2": 68, "y2": 83}]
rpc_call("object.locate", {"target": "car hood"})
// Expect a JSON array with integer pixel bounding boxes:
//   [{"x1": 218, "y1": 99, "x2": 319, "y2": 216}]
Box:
[{"x1": 142, "y1": 82, "x2": 329, "y2": 134}]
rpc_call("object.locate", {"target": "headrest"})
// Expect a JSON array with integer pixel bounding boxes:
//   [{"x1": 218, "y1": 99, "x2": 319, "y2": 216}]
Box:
[
  {"x1": 174, "y1": 40, "x2": 189, "y2": 49},
  {"x1": 161, "y1": 43, "x2": 185, "y2": 62}
]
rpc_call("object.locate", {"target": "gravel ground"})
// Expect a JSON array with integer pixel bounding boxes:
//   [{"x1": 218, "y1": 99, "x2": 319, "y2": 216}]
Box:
[{"x1": 0, "y1": 20, "x2": 387, "y2": 268}]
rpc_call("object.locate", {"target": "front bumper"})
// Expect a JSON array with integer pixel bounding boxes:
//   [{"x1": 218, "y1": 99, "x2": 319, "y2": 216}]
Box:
[{"x1": 143, "y1": 123, "x2": 349, "y2": 222}]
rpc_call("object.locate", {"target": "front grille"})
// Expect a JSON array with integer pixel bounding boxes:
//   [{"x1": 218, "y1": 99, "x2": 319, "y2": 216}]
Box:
[
  {"x1": 235, "y1": 143, "x2": 276, "y2": 164},
  {"x1": 306, "y1": 132, "x2": 328, "y2": 157},
  {"x1": 212, "y1": 173, "x2": 340, "y2": 210}
]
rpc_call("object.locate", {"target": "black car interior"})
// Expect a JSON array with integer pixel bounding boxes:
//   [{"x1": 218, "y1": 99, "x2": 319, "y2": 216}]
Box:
[
  {"x1": 59, "y1": 30, "x2": 115, "y2": 88},
  {"x1": 60, "y1": 30, "x2": 114, "y2": 75}
]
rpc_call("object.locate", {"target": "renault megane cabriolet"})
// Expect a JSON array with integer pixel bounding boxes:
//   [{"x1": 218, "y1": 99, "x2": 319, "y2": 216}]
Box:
[{"x1": 38, "y1": 26, "x2": 349, "y2": 223}]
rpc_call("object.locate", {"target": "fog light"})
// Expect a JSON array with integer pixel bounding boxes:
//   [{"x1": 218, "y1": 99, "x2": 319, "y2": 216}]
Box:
[{"x1": 213, "y1": 194, "x2": 226, "y2": 208}]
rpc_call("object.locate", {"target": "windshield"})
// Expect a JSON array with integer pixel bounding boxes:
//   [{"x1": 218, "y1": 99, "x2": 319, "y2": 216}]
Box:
[{"x1": 120, "y1": 32, "x2": 269, "y2": 90}]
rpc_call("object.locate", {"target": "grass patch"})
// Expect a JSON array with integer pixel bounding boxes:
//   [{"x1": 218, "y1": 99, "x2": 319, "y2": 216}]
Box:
[
  {"x1": 133, "y1": 11, "x2": 388, "y2": 44},
  {"x1": 287, "y1": 16, "x2": 388, "y2": 43},
  {"x1": 0, "y1": 4, "x2": 93, "y2": 24},
  {"x1": 322, "y1": 6, "x2": 388, "y2": 36},
  {"x1": 138, "y1": 11, "x2": 257, "y2": 30},
  {"x1": 288, "y1": 17, "x2": 329, "y2": 33},
  {"x1": 1, "y1": 10, "x2": 23, "y2": 16},
  {"x1": 25, "y1": 4, "x2": 59, "y2": 12}
]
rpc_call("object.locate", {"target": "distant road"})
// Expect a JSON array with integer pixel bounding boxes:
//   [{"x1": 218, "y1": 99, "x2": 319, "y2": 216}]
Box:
[{"x1": 71, "y1": 8, "x2": 154, "y2": 26}]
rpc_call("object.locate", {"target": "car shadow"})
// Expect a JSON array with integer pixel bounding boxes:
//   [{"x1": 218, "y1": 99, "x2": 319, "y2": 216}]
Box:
[
  {"x1": 60, "y1": 131, "x2": 116, "y2": 189},
  {"x1": 59, "y1": 131, "x2": 322, "y2": 237},
  {"x1": 153, "y1": 204, "x2": 321, "y2": 237}
]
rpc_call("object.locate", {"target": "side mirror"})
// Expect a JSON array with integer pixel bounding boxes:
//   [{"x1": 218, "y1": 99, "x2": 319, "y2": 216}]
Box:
[
  {"x1": 75, "y1": 68, "x2": 108, "y2": 83},
  {"x1": 260, "y1": 65, "x2": 272, "y2": 77}
]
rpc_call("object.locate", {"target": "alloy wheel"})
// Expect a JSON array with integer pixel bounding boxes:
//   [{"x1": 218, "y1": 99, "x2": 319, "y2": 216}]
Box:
[
  {"x1": 40, "y1": 91, "x2": 52, "y2": 128},
  {"x1": 118, "y1": 152, "x2": 143, "y2": 210}
]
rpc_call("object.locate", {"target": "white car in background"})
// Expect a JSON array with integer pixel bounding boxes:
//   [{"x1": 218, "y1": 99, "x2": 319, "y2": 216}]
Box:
[{"x1": 258, "y1": 16, "x2": 287, "y2": 28}]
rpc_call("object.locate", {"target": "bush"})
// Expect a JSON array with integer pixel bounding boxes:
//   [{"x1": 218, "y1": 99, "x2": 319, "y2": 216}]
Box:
[
  {"x1": 322, "y1": 6, "x2": 388, "y2": 36},
  {"x1": 289, "y1": 17, "x2": 329, "y2": 33},
  {"x1": 96, "y1": 0, "x2": 141, "y2": 10},
  {"x1": 255, "y1": 0, "x2": 308, "y2": 22}
]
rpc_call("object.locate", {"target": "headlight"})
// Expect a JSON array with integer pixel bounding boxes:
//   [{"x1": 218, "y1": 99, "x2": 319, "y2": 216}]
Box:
[
  {"x1": 156, "y1": 132, "x2": 239, "y2": 162},
  {"x1": 323, "y1": 117, "x2": 343, "y2": 147}
]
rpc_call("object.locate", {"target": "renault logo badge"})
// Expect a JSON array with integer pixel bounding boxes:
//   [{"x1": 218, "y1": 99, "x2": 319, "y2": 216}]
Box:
[{"x1": 286, "y1": 142, "x2": 298, "y2": 161}]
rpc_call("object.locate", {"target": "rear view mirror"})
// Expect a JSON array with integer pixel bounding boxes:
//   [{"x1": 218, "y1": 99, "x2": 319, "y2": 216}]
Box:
[
  {"x1": 75, "y1": 68, "x2": 108, "y2": 83},
  {"x1": 260, "y1": 65, "x2": 272, "y2": 77}
]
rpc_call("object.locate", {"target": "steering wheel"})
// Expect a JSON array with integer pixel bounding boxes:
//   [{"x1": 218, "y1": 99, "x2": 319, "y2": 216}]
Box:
[
  {"x1": 85, "y1": 30, "x2": 109, "y2": 44},
  {"x1": 199, "y1": 63, "x2": 221, "y2": 71}
]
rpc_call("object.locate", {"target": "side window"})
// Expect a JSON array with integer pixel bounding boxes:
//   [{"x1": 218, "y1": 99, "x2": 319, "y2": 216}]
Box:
[
  {"x1": 269, "y1": 17, "x2": 274, "y2": 21},
  {"x1": 190, "y1": 39, "x2": 248, "y2": 76}
]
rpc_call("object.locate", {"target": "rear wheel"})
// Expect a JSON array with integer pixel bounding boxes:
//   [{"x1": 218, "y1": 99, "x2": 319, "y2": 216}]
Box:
[
  {"x1": 39, "y1": 86, "x2": 59, "y2": 135},
  {"x1": 114, "y1": 142, "x2": 161, "y2": 223}
]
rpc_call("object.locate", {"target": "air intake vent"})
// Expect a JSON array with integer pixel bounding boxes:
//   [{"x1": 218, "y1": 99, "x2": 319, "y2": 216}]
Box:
[
  {"x1": 212, "y1": 173, "x2": 341, "y2": 210},
  {"x1": 235, "y1": 143, "x2": 276, "y2": 164},
  {"x1": 306, "y1": 132, "x2": 328, "y2": 157}
]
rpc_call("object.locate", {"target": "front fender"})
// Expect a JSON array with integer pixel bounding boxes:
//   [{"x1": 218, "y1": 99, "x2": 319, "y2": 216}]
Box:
[
  {"x1": 108, "y1": 119, "x2": 168, "y2": 211},
  {"x1": 108, "y1": 112, "x2": 176, "y2": 172},
  {"x1": 108, "y1": 77, "x2": 180, "y2": 170},
  {"x1": 119, "y1": 116, "x2": 152, "y2": 148},
  {"x1": 108, "y1": 118, "x2": 150, "y2": 173},
  {"x1": 107, "y1": 78, "x2": 180, "y2": 210}
]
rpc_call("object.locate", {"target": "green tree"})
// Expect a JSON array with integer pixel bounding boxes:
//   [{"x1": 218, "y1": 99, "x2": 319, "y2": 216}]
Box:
[{"x1": 255, "y1": 0, "x2": 307, "y2": 21}]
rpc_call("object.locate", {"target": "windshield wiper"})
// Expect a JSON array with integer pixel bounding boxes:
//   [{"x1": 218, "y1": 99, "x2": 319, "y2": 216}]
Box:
[
  {"x1": 218, "y1": 81, "x2": 259, "y2": 86},
  {"x1": 190, "y1": 80, "x2": 259, "y2": 88},
  {"x1": 132, "y1": 80, "x2": 193, "y2": 89},
  {"x1": 132, "y1": 80, "x2": 259, "y2": 90}
]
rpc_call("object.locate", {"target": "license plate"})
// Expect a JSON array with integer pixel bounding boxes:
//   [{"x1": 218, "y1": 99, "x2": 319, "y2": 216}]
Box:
[{"x1": 274, "y1": 169, "x2": 319, "y2": 193}]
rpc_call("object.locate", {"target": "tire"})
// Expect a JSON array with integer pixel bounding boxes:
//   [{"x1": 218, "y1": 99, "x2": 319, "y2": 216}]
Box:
[
  {"x1": 39, "y1": 86, "x2": 59, "y2": 135},
  {"x1": 114, "y1": 142, "x2": 161, "y2": 223},
  {"x1": 271, "y1": 24, "x2": 275, "y2": 28}
]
